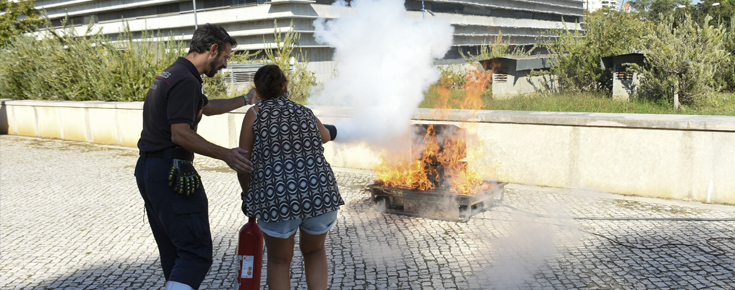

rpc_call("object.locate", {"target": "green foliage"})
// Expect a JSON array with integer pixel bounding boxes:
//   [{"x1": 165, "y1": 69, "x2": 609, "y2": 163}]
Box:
[
  {"x1": 0, "y1": 0, "x2": 43, "y2": 47},
  {"x1": 435, "y1": 66, "x2": 467, "y2": 91},
  {"x1": 723, "y1": 18, "x2": 735, "y2": 90},
  {"x1": 263, "y1": 20, "x2": 317, "y2": 104},
  {"x1": 628, "y1": 0, "x2": 653, "y2": 16},
  {"x1": 694, "y1": 0, "x2": 735, "y2": 28},
  {"x1": 631, "y1": 14, "x2": 731, "y2": 106},
  {"x1": 0, "y1": 20, "x2": 187, "y2": 101},
  {"x1": 542, "y1": 10, "x2": 648, "y2": 93},
  {"x1": 0, "y1": 18, "x2": 260, "y2": 101},
  {"x1": 460, "y1": 32, "x2": 531, "y2": 64},
  {"x1": 421, "y1": 87, "x2": 735, "y2": 115},
  {"x1": 649, "y1": 0, "x2": 679, "y2": 21},
  {"x1": 629, "y1": 0, "x2": 683, "y2": 21}
]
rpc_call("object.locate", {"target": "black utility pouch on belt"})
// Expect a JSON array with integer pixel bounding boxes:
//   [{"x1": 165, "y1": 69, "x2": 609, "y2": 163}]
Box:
[{"x1": 146, "y1": 146, "x2": 200, "y2": 196}]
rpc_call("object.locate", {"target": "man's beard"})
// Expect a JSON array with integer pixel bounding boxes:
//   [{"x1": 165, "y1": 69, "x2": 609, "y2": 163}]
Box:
[{"x1": 205, "y1": 51, "x2": 221, "y2": 77}]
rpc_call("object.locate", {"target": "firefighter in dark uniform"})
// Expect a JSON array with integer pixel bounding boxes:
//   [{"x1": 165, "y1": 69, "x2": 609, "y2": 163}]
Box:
[{"x1": 134, "y1": 24, "x2": 253, "y2": 290}]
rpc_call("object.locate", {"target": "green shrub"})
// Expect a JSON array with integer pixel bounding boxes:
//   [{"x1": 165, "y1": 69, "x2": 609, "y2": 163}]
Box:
[
  {"x1": 0, "y1": 20, "x2": 187, "y2": 101},
  {"x1": 0, "y1": 0, "x2": 44, "y2": 47},
  {"x1": 722, "y1": 19, "x2": 735, "y2": 91},
  {"x1": 542, "y1": 10, "x2": 647, "y2": 93},
  {"x1": 0, "y1": 19, "x2": 258, "y2": 101},
  {"x1": 631, "y1": 14, "x2": 731, "y2": 106},
  {"x1": 435, "y1": 65, "x2": 467, "y2": 91},
  {"x1": 461, "y1": 32, "x2": 531, "y2": 63}
]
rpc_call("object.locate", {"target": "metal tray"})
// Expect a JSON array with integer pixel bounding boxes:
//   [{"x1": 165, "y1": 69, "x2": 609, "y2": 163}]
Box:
[{"x1": 367, "y1": 181, "x2": 507, "y2": 222}]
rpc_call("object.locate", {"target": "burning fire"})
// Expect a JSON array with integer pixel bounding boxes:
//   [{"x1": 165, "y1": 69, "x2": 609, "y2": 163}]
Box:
[
  {"x1": 459, "y1": 64, "x2": 493, "y2": 110},
  {"x1": 373, "y1": 60, "x2": 498, "y2": 196},
  {"x1": 373, "y1": 124, "x2": 490, "y2": 195}
]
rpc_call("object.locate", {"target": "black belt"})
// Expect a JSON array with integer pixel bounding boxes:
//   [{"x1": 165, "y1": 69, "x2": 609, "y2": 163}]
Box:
[{"x1": 142, "y1": 146, "x2": 194, "y2": 161}]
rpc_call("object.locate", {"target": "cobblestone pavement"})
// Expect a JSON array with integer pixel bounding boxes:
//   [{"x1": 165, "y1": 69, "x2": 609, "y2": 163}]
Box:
[{"x1": 2, "y1": 135, "x2": 735, "y2": 290}]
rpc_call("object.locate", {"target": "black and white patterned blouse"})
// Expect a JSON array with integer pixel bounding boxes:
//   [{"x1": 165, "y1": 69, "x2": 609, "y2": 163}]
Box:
[{"x1": 245, "y1": 96, "x2": 344, "y2": 222}]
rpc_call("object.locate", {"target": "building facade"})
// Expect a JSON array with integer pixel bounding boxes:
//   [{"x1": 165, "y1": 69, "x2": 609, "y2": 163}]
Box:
[{"x1": 36, "y1": 0, "x2": 584, "y2": 82}]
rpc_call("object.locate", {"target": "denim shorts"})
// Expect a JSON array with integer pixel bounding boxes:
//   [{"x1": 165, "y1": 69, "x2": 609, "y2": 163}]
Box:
[{"x1": 257, "y1": 210, "x2": 339, "y2": 239}]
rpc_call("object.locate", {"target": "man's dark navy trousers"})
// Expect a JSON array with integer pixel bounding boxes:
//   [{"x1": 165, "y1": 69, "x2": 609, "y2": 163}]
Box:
[{"x1": 135, "y1": 151, "x2": 212, "y2": 289}]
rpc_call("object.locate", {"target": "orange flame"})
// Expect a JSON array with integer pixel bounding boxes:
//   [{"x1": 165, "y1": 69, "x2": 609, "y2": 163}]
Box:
[
  {"x1": 458, "y1": 64, "x2": 492, "y2": 110},
  {"x1": 374, "y1": 125, "x2": 488, "y2": 195},
  {"x1": 373, "y1": 61, "x2": 499, "y2": 195}
]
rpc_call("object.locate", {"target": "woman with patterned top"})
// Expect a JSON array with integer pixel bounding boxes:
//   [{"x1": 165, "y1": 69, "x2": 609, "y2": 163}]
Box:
[{"x1": 237, "y1": 65, "x2": 344, "y2": 290}]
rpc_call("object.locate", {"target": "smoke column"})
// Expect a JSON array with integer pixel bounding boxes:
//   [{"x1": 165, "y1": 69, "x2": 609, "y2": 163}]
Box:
[{"x1": 310, "y1": 0, "x2": 454, "y2": 144}]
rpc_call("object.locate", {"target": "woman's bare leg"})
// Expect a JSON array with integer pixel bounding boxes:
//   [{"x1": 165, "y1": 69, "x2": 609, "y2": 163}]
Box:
[
  {"x1": 263, "y1": 232, "x2": 296, "y2": 290},
  {"x1": 299, "y1": 229, "x2": 329, "y2": 290}
]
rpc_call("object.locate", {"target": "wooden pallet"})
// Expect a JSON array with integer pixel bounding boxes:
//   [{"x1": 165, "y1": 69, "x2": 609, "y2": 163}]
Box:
[{"x1": 367, "y1": 181, "x2": 507, "y2": 222}]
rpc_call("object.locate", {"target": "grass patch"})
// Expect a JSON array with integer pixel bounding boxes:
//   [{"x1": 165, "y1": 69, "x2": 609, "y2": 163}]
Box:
[{"x1": 421, "y1": 87, "x2": 735, "y2": 116}]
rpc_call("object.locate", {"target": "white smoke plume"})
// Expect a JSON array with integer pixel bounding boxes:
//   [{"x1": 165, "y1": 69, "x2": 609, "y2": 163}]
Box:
[
  {"x1": 472, "y1": 190, "x2": 583, "y2": 288},
  {"x1": 310, "y1": 0, "x2": 454, "y2": 144}
]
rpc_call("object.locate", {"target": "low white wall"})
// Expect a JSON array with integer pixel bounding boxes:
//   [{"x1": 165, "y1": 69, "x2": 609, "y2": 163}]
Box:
[{"x1": 3, "y1": 99, "x2": 735, "y2": 204}]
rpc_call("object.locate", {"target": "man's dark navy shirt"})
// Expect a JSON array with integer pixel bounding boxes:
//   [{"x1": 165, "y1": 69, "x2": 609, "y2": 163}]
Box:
[{"x1": 137, "y1": 57, "x2": 209, "y2": 152}]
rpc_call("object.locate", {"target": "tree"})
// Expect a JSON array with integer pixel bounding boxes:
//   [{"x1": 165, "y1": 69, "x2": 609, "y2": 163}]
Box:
[
  {"x1": 629, "y1": 0, "x2": 653, "y2": 17},
  {"x1": 694, "y1": 0, "x2": 735, "y2": 28},
  {"x1": 720, "y1": 14, "x2": 735, "y2": 90},
  {"x1": 631, "y1": 14, "x2": 730, "y2": 106},
  {"x1": 542, "y1": 10, "x2": 648, "y2": 93},
  {"x1": 648, "y1": 0, "x2": 678, "y2": 21},
  {"x1": 0, "y1": 0, "x2": 43, "y2": 47},
  {"x1": 263, "y1": 20, "x2": 317, "y2": 104}
]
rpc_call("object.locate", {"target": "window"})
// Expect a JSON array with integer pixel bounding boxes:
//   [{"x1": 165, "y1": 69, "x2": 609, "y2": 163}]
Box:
[
  {"x1": 432, "y1": 3, "x2": 463, "y2": 13},
  {"x1": 156, "y1": 3, "x2": 180, "y2": 14},
  {"x1": 229, "y1": 71, "x2": 256, "y2": 83},
  {"x1": 513, "y1": 11, "x2": 534, "y2": 19},
  {"x1": 82, "y1": 15, "x2": 96, "y2": 25}
]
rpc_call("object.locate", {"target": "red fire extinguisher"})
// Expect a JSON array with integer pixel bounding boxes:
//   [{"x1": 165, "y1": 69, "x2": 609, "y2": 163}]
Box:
[{"x1": 236, "y1": 216, "x2": 263, "y2": 290}]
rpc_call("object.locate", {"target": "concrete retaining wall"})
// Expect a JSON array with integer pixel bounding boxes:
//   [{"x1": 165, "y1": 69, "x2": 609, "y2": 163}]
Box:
[{"x1": 2, "y1": 99, "x2": 734, "y2": 204}]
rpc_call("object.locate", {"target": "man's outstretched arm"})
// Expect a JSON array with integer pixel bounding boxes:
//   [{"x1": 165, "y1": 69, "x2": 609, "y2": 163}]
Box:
[
  {"x1": 202, "y1": 95, "x2": 247, "y2": 116},
  {"x1": 171, "y1": 123, "x2": 253, "y2": 174}
]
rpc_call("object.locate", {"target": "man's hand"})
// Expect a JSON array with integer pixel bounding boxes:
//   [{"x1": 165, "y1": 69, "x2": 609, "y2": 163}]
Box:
[
  {"x1": 223, "y1": 147, "x2": 253, "y2": 174},
  {"x1": 245, "y1": 89, "x2": 260, "y2": 105}
]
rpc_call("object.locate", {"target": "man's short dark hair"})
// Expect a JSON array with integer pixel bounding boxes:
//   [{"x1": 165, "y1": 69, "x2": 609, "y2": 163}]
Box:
[{"x1": 188, "y1": 24, "x2": 237, "y2": 54}]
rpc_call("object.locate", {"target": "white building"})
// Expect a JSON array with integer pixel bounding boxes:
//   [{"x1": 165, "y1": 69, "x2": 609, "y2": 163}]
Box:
[
  {"x1": 584, "y1": 0, "x2": 620, "y2": 12},
  {"x1": 36, "y1": 0, "x2": 584, "y2": 82}
]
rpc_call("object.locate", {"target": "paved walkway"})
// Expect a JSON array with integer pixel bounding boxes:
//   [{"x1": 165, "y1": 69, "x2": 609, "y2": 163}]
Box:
[{"x1": 2, "y1": 135, "x2": 735, "y2": 290}]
